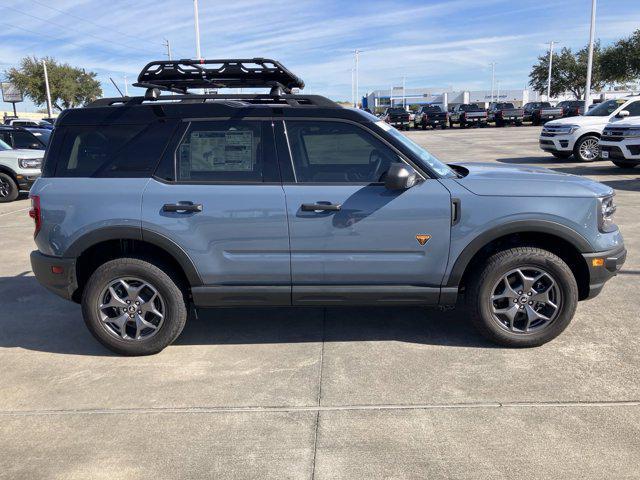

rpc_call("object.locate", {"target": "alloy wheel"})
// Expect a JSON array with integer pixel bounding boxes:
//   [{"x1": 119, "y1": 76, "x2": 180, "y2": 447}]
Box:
[
  {"x1": 489, "y1": 267, "x2": 561, "y2": 334},
  {"x1": 579, "y1": 138, "x2": 600, "y2": 161},
  {"x1": 97, "y1": 277, "x2": 165, "y2": 341},
  {"x1": 0, "y1": 178, "x2": 10, "y2": 197}
]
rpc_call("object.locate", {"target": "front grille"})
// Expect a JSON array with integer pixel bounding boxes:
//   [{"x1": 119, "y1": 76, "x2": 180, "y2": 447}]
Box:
[{"x1": 539, "y1": 140, "x2": 554, "y2": 146}]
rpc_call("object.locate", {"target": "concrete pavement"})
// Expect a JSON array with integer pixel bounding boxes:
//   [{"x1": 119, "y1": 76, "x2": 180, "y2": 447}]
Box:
[{"x1": 0, "y1": 126, "x2": 638, "y2": 479}]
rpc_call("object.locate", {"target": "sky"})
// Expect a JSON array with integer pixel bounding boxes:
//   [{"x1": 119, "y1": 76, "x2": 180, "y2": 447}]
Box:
[{"x1": 0, "y1": 0, "x2": 639, "y2": 112}]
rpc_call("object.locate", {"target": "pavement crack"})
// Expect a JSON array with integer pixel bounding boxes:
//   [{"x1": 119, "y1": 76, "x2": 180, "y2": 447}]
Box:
[{"x1": 310, "y1": 307, "x2": 327, "y2": 480}]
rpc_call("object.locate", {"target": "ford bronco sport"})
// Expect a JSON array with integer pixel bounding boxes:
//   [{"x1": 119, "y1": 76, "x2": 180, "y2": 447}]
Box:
[{"x1": 29, "y1": 59, "x2": 626, "y2": 355}]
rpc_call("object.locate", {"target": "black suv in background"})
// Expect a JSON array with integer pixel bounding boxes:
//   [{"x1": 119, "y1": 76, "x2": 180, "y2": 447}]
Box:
[
  {"x1": 523, "y1": 102, "x2": 563, "y2": 125},
  {"x1": 557, "y1": 100, "x2": 585, "y2": 117},
  {"x1": 0, "y1": 126, "x2": 47, "y2": 150},
  {"x1": 487, "y1": 103, "x2": 524, "y2": 127},
  {"x1": 414, "y1": 105, "x2": 448, "y2": 130},
  {"x1": 448, "y1": 104, "x2": 488, "y2": 128},
  {"x1": 380, "y1": 107, "x2": 410, "y2": 130}
]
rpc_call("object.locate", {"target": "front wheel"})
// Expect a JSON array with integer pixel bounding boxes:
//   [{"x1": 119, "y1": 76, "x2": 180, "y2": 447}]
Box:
[
  {"x1": 612, "y1": 160, "x2": 638, "y2": 169},
  {"x1": 0, "y1": 172, "x2": 18, "y2": 203},
  {"x1": 441, "y1": 123, "x2": 447, "y2": 130},
  {"x1": 81, "y1": 257, "x2": 188, "y2": 356},
  {"x1": 573, "y1": 135, "x2": 600, "y2": 162},
  {"x1": 466, "y1": 247, "x2": 578, "y2": 347}
]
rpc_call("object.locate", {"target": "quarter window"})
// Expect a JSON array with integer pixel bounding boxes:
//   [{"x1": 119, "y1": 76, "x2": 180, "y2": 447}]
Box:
[{"x1": 285, "y1": 121, "x2": 401, "y2": 183}]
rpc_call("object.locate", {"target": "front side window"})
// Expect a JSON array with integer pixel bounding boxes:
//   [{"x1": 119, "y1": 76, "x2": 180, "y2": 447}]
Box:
[
  {"x1": 176, "y1": 121, "x2": 271, "y2": 182},
  {"x1": 622, "y1": 101, "x2": 640, "y2": 116},
  {"x1": 586, "y1": 99, "x2": 626, "y2": 117},
  {"x1": 285, "y1": 121, "x2": 402, "y2": 183}
]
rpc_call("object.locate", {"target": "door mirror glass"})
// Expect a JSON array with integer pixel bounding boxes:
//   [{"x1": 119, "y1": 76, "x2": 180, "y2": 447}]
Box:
[
  {"x1": 385, "y1": 163, "x2": 419, "y2": 190},
  {"x1": 617, "y1": 110, "x2": 630, "y2": 118}
]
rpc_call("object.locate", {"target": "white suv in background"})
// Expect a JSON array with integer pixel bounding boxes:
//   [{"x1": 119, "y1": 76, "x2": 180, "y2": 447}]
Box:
[
  {"x1": 0, "y1": 138, "x2": 42, "y2": 202},
  {"x1": 600, "y1": 119, "x2": 640, "y2": 169},
  {"x1": 539, "y1": 96, "x2": 640, "y2": 162}
]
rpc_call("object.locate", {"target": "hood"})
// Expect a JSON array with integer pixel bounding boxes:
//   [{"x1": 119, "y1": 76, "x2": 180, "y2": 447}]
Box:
[
  {"x1": 0, "y1": 149, "x2": 43, "y2": 160},
  {"x1": 544, "y1": 115, "x2": 608, "y2": 127},
  {"x1": 451, "y1": 162, "x2": 613, "y2": 198}
]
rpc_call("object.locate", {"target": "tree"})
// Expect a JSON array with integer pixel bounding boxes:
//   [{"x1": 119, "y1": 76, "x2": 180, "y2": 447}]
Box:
[
  {"x1": 528, "y1": 43, "x2": 607, "y2": 100},
  {"x1": 601, "y1": 29, "x2": 640, "y2": 83},
  {"x1": 5, "y1": 56, "x2": 102, "y2": 111}
]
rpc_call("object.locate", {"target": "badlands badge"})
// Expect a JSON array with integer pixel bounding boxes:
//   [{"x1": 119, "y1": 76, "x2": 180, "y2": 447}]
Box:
[{"x1": 416, "y1": 234, "x2": 431, "y2": 246}]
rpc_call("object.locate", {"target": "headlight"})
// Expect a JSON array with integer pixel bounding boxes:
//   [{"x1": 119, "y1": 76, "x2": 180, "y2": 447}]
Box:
[
  {"x1": 18, "y1": 158, "x2": 43, "y2": 169},
  {"x1": 552, "y1": 124, "x2": 580, "y2": 134},
  {"x1": 598, "y1": 195, "x2": 617, "y2": 233}
]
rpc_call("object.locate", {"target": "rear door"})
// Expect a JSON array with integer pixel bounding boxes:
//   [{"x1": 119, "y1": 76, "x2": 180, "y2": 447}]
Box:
[
  {"x1": 276, "y1": 119, "x2": 452, "y2": 304},
  {"x1": 142, "y1": 119, "x2": 291, "y2": 305}
]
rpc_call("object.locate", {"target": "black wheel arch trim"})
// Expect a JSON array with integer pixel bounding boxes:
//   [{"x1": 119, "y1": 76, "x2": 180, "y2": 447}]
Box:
[
  {"x1": 64, "y1": 225, "x2": 203, "y2": 286},
  {"x1": 444, "y1": 220, "x2": 593, "y2": 288}
]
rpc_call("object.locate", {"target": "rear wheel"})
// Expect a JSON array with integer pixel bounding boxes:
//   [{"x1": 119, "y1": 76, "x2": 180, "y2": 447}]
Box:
[
  {"x1": 421, "y1": 121, "x2": 427, "y2": 130},
  {"x1": 466, "y1": 247, "x2": 578, "y2": 347},
  {"x1": 551, "y1": 151, "x2": 573, "y2": 159},
  {"x1": 573, "y1": 135, "x2": 600, "y2": 162},
  {"x1": 612, "y1": 160, "x2": 638, "y2": 169},
  {"x1": 81, "y1": 257, "x2": 187, "y2": 356},
  {"x1": 0, "y1": 172, "x2": 18, "y2": 203}
]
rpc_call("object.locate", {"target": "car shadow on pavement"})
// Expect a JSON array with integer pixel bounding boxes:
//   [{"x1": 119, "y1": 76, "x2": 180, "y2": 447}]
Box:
[{"x1": 0, "y1": 274, "x2": 495, "y2": 356}]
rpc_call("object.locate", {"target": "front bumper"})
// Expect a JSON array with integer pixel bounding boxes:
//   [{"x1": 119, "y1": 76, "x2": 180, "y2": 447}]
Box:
[
  {"x1": 582, "y1": 245, "x2": 627, "y2": 299},
  {"x1": 30, "y1": 251, "x2": 77, "y2": 301},
  {"x1": 600, "y1": 140, "x2": 640, "y2": 162},
  {"x1": 16, "y1": 172, "x2": 40, "y2": 191},
  {"x1": 539, "y1": 134, "x2": 575, "y2": 152}
]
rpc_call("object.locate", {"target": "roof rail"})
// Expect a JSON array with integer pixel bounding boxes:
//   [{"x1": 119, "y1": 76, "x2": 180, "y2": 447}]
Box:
[
  {"x1": 88, "y1": 92, "x2": 339, "y2": 108},
  {"x1": 133, "y1": 58, "x2": 305, "y2": 95}
]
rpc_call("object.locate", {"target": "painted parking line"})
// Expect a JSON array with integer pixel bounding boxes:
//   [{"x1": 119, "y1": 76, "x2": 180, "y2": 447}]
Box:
[{"x1": 0, "y1": 207, "x2": 30, "y2": 217}]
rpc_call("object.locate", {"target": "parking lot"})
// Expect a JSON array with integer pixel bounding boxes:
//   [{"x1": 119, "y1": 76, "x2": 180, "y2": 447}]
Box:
[{"x1": 0, "y1": 125, "x2": 638, "y2": 479}]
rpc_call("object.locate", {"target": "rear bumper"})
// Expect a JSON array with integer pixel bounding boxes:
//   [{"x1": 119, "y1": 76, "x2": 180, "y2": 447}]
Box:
[
  {"x1": 582, "y1": 245, "x2": 627, "y2": 299},
  {"x1": 30, "y1": 251, "x2": 77, "y2": 301}
]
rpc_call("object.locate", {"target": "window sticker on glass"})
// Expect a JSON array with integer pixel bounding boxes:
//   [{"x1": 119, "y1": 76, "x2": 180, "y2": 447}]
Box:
[{"x1": 189, "y1": 130, "x2": 254, "y2": 171}]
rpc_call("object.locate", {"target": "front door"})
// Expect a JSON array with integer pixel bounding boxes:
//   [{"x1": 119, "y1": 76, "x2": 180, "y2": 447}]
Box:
[
  {"x1": 278, "y1": 119, "x2": 452, "y2": 305},
  {"x1": 142, "y1": 119, "x2": 291, "y2": 305}
]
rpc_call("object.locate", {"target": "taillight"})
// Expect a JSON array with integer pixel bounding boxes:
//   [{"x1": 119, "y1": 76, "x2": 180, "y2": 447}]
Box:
[{"x1": 29, "y1": 195, "x2": 41, "y2": 238}]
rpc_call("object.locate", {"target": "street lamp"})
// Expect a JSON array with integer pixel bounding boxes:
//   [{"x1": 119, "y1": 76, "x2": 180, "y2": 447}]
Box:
[{"x1": 584, "y1": 0, "x2": 597, "y2": 110}]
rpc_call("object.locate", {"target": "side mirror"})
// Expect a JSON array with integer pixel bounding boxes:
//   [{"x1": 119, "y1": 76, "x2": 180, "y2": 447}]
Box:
[
  {"x1": 617, "y1": 110, "x2": 630, "y2": 118},
  {"x1": 385, "y1": 163, "x2": 419, "y2": 190}
]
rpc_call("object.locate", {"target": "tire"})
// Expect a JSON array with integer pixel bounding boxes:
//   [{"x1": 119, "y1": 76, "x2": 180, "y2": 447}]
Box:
[
  {"x1": 551, "y1": 151, "x2": 573, "y2": 159},
  {"x1": 0, "y1": 172, "x2": 19, "y2": 203},
  {"x1": 496, "y1": 120, "x2": 504, "y2": 127},
  {"x1": 515, "y1": 121, "x2": 523, "y2": 127},
  {"x1": 441, "y1": 123, "x2": 447, "y2": 130},
  {"x1": 573, "y1": 135, "x2": 600, "y2": 162},
  {"x1": 460, "y1": 121, "x2": 466, "y2": 129},
  {"x1": 421, "y1": 121, "x2": 427, "y2": 130},
  {"x1": 449, "y1": 119, "x2": 454, "y2": 128},
  {"x1": 612, "y1": 160, "x2": 638, "y2": 169},
  {"x1": 81, "y1": 257, "x2": 188, "y2": 356},
  {"x1": 465, "y1": 247, "x2": 578, "y2": 347}
]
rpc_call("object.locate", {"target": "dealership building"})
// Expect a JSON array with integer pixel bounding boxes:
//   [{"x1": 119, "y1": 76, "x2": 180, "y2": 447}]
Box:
[{"x1": 362, "y1": 86, "x2": 639, "y2": 111}]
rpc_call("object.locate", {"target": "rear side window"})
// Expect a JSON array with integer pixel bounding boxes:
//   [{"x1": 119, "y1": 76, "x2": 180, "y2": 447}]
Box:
[
  {"x1": 53, "y1": 121, "x2": 176, "y2": 177},
  {"x1": 175, "y1": 120, "x2": 275, "y2": 183},
  {"x1": 12, "y1": 130, "x2": 41, "y2": 149}
]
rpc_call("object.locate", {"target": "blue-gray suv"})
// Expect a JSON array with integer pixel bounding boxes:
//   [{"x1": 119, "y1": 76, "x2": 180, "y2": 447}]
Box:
[{"x1": 28, "y1": 59, "x2": 626, "y2": 355}]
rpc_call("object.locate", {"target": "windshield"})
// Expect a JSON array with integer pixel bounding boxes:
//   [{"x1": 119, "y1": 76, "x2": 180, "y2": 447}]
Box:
[
  {"x1": 374, "y1": 121, "x2": 457, "y2": 178},
  {"x1": 585, "y1": 99, "x2": 626, "y2": 117},
  {"x1": 0, "y1": 139, "x2": 11, "y2": 151}
]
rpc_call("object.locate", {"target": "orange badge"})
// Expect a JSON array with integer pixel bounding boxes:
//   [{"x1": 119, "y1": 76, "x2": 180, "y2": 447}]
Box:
[{"x1": 416, "y1": 234, "x2": 431, "y2": 246}]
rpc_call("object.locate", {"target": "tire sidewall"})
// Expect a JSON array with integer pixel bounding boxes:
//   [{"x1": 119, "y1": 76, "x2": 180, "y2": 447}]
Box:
[
  {"x1": 0, "y1": 172, "x2": 18, "y2": 203},
  {"x1": 471, "y1": 250, "x2": 578, "y2": 347},
  {"x1": 82, "y1": 258, "x2": 187, "y2": 355}
]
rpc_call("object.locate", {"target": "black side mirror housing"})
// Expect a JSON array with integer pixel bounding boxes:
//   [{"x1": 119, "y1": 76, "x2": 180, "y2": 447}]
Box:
[{"x1": 385, "y1": 163, "x2": 419, "y2": 190}]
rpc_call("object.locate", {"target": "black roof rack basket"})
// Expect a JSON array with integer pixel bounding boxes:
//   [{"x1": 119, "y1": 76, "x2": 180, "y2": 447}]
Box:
[{"x1": 134, "y1": 58, "x2": 305, "y2": 94}]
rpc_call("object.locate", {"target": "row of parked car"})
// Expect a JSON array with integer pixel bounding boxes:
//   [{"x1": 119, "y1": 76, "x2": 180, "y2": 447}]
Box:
[
  {"x1": 0, "y1": 118, "x2": 54, "y2": 202},
  {"x1": 375, "y1": 101, "x2": 587, "y2": 131}
]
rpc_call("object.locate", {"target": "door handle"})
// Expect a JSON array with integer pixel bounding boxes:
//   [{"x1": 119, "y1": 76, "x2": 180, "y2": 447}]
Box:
[
  {"x1": 162, "y1": 202, "x2": 203, "y2": 213},
  {"x1": 301, "y1": 202, "x2": 341, "y2": 212}
]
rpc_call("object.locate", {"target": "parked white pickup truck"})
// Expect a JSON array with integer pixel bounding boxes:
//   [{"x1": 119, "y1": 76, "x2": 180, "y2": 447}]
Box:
[
  {"x1": 0, "y1": 139, "x2": 42, "y2": 202},
  {"x1": 539, "y1": 96, "x2": 640, "y2": 162},
  {"x1": 600, "y1": 118, "x2": 640, "y2": 168}
]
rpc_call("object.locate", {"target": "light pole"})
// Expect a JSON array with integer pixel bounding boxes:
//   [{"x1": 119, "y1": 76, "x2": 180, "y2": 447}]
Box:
[
  {"x1": 353, "y1": 50, "x2": 360, "y2": 108},
  {"x1": 42, "y1": 60, "x2": 52, "y2": 117},
  {"x1": 124, "y1": 74, "x2": 129, "y2": 97},
  {"x1": 402, "y1": 76, "x2": 406, "y2": 109},
  {"x1": 547, "y1": 41, "x2": 555, "y2": 102},
  {"x1": 584, "y1": 0, "x2": 597, "y2": 110},
  {"x1": 489, "y1": 62, "x2": 496, "y2": 104},
  {"x1": 193, "y1": 0, "x2": 202, "y2": 59},
  {"x1": 163, "y1": 38, "x2": 172, "y2": 60}
]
